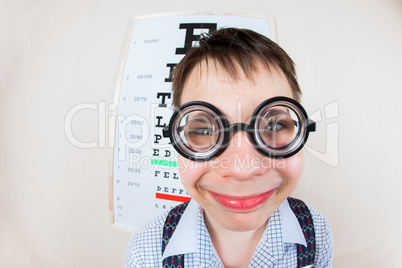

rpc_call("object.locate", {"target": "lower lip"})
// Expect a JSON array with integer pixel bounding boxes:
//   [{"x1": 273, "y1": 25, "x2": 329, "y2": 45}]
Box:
[{"x1": 208, "y1": 189, "x2": 276, "y2": 211}]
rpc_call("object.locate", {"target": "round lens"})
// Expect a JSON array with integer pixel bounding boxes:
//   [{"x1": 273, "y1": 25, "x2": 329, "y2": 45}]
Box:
[
  {"x1": 252, "y1": 98, "x2": 308, "y2": 158},
  {"x1": 170, "y1": 102, "x2": 227, "y2": 161}
]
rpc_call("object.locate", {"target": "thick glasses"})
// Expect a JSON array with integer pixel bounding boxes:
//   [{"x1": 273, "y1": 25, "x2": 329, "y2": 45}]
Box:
[{"x1": 163, "y1": 96, "x2": 316, "y2": 161}]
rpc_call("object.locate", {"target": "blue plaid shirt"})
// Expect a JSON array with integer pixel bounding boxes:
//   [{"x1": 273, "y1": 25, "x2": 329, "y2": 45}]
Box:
[{"x1": 124, "y1": 199, "x2": 333, "y2": 267}]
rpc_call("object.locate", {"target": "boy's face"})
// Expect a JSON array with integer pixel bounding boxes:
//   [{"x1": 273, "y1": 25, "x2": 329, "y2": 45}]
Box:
[{"x1": 178, "y1": 60, "x2": 303, "y2": 232}]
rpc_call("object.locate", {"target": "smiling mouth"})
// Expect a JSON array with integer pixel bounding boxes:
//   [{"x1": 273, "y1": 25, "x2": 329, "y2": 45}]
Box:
[{"x1": 207, "y1": 189, "x2": 277, "y2": 211}]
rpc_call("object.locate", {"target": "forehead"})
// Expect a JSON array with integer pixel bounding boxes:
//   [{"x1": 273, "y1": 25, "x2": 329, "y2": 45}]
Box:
[{"x1": 180, "y1": 60, "x2": 294, "y2": 115}]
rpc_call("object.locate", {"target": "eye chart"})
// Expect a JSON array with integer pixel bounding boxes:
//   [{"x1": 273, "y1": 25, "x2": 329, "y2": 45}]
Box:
[{"x1": 112, "y1": 14, "x2": 276, "y2": 231}]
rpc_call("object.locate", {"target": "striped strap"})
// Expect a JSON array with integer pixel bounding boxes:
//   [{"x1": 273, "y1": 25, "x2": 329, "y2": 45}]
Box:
[
  {"x1": 288, "y1": 197, "x2": 316, "y2": 268},
  {"x1": 162, "y1": 201, "x2": 189, "y2": 268}
]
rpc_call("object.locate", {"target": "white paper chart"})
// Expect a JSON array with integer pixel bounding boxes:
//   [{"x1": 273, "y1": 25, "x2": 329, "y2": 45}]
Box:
[{"x1": 113, "y1": 14, "x2": 276, "y2": 230}]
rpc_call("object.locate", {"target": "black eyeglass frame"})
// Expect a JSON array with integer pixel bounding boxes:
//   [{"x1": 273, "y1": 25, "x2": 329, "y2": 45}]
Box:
[{"x1": 162, "y1": 96, "x2": 316, "y2": 161}]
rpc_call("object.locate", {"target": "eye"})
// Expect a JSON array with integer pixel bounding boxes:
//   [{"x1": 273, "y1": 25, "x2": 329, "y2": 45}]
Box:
[
  {"x1": 181, "y1": 111, "x2": 220, "y2": 149},
  {"x1": 257, "y1": 111, "x2": 297, "y2": 148},
  {"x1": 264, "y1": 114, "x2": 293, "y2": 132},
  {"x1": 185, "y1": 124, "x2": 216, "y2": 146},
  {"x1": 189, "y1": 128, "x2": 213, "y2": 136},
  {"x1": 266, "y1": 121, "x2": 285, "y2": 132}
]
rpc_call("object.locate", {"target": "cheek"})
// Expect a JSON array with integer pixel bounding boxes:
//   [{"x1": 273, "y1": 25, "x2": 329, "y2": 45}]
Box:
[
  {"x1": 276, "y1": 151, "x2": 304, "y2": 186},
  {"x1": 177, "y1": 156, "x2": 209, "y2": 190}
]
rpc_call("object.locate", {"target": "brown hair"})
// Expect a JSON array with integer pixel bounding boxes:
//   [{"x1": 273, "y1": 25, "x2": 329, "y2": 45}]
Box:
[{"x1": 171, "y1": 27, "x2": 301, "y2": 107}]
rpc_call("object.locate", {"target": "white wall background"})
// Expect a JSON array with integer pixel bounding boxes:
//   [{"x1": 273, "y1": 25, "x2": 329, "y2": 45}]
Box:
[{"x1": 1, "y1": 0, "x2": 401, "y2": 267}]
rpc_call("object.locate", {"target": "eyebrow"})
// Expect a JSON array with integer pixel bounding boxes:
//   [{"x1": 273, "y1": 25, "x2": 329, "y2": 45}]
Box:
[
  {"x1": 188, "y1": 119, "x2": 212, "y2": 125},
  {"x1": 185, "y1": 114, "x2": 214, "y2": 123},
  {"x1": 259, "y1": 107, "x2": 291, "y2": 118}
]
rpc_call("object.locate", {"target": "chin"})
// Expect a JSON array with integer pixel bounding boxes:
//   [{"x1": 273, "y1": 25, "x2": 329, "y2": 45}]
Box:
[{"x1": 211, "y1": 206, "x2": 274, "y2": 232}]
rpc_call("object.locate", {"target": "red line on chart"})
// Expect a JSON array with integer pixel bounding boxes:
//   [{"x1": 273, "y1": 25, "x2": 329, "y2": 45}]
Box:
[{"x1": 155, "y1": 193, "x2": 191, "y2": 202}]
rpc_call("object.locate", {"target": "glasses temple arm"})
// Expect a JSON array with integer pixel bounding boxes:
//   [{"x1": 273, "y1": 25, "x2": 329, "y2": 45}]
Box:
[
  {"x1": 163, "y1": 125, "x2": 185, "y2": 138},
  {"x1": 162, "y1": 126, "x2": 169, "y2": 138},
  {"x1": 307, "y1": 119, "x2": 316, "y2": 132}
]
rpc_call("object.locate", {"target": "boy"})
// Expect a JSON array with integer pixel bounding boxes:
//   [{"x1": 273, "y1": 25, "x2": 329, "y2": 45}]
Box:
[{"x1": 124, "y1": 27, "x2": 333, "y2": 267}]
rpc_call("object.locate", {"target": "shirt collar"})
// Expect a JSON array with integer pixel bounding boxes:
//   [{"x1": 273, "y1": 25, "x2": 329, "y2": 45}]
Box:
[
  {"x1": 162, "y1": 199, "x2": 199, "y2": 259},
  {"x1": 279, "y1": 199, "x2": 307, "y2": 247},
  {"x1": 162, "y1": 199, "x2": 307, "y2": 260}
]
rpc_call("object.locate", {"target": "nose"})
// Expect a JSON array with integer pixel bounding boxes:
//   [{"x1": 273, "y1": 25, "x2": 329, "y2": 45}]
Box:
[{"x1": 215, "y1": 130, "x2": 270, "y2": 180}]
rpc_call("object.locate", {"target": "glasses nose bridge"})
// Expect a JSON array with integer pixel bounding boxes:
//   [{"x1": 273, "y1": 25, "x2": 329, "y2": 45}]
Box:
[
  {"x1": 227, "y1": 122, "x2": 254, "y2": 139},
  {"x1": 223, "y1": 122, "x2": 261, "y2": 158}
]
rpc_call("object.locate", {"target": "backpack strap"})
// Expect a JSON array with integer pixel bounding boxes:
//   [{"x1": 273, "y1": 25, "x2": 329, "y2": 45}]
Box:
[
  {"x1": 161, "y1": 201, "x2": 189, "y2": 268},
  {"x1": 288, "y1": 197, "x2": 316, "y2": 268}
]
